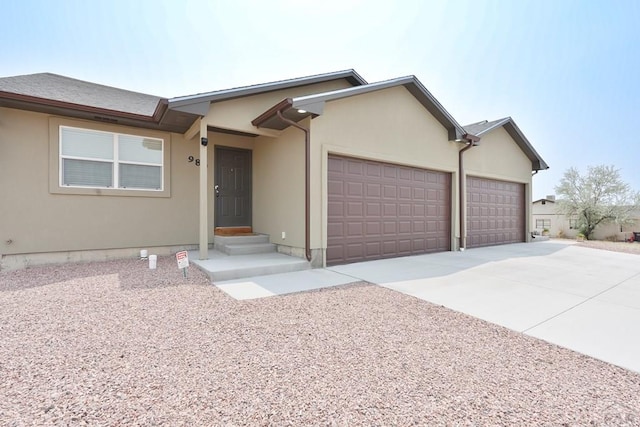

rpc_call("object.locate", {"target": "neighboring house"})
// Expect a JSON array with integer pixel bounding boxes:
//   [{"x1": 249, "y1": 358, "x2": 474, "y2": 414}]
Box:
[
  {"x1": 532, "y1": 197, "x2": 640, "y2": 240},
  {"x1": 0, "y1": 70, "x2": 548, "y2": 270}
]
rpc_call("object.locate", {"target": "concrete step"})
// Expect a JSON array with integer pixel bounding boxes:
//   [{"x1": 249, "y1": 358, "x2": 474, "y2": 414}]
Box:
[
  {"x1": 212, "y1": 259, "x2": 310, "y2": 281},
  {"x1": 224, "y1": 242, "x2": 276, "y2": 255},
  {"x1": 213, "y1": 234, "x2": 271, "y2": 253},
  {"x1": 190, "y1": 250, "x2": 311, "y2": 282}
]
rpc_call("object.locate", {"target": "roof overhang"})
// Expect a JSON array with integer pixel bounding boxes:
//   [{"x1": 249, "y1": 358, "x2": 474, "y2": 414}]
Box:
[
  {"x1": 502, "y1": 120, "x2": 549, "y2": 171},
  {"x1": 464, "y1": 117, "x2": 549, "y2": 172},
  {"x1": 251, "y1": 76, "x2": 467, "y2": 140},
  {"x1": 0, "y1": 91, "x2": 200, "y2": 133},
  {"x1": 168, "y1": 69, "x2": 367, "y2": 116}
]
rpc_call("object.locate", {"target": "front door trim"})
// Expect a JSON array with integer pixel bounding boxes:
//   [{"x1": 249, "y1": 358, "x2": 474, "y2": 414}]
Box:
[{"x1": 214, "y1": 146, "x2": 252, "y2": 228}]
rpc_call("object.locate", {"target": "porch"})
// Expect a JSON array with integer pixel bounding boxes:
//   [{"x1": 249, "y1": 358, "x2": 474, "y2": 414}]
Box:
[{"x1": 189, "y1": 234, "x2": 310, "y2": 282}]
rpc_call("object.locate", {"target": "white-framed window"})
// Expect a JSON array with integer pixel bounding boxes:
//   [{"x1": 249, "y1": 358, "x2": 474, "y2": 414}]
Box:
[
  {"x1": 536, "y1": 219, "x2": 551, "y2": 229},
  {"x1": 569, "y1": 219, "x2": 579, "y2": 229},
  {"x1": 59, "y1": 126, "x2": 163, "y2": 191}
]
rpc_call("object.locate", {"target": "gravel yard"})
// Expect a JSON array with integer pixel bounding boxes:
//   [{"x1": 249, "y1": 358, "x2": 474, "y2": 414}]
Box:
[
  {"x1": 577, "y1": 239, "x2": 640, "y2": 255},
  {"x1": 1, "y1": 257, "x2": 640, "y2": 426}
]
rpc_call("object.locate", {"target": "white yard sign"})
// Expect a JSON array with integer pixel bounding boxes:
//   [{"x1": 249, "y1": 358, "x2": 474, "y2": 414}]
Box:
[{"x1": 176, "y1": 251, "x2": 189, "y2": 269}]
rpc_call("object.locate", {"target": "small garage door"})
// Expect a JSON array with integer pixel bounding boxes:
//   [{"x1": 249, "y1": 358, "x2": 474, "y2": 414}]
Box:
[
  {"x1": 327, "y1": 155, "x2": 451, "y2": 265},
  {"x1": 467, "y1": 176, "x2": 525, "y2": 248}
]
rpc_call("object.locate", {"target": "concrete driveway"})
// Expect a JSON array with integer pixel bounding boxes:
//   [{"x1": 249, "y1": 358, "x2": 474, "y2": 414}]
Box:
[
  {"x1": 217, "y1": 240, "x2": 640, "y2": 373},
  {"x1": 327, "y1": 240, "x2": 640, "y2": 373}
]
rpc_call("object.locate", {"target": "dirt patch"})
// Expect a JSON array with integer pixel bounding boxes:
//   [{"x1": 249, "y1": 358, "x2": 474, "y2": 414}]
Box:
[
  {"x1": 577, "y1": 240, "x2": 640, "y2": 255},
  {"x1": 1, "y1": 259, "x2": 640, "y2": 425}
]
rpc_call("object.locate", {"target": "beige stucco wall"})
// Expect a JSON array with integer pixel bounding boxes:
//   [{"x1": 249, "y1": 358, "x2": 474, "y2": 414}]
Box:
[
  {"x1": 252, "y1": 125, "x2": 306, "y2": 250},
  {"x1": 531, "y1": 201, "x2": 561, "y2": 235},
  {"x1": 465, "y1": 127, "x2": 533, "y2": 184},
  {"x1": 203, "y1": 79, "x2": 354, "y2": 136},
  {"x1": 0, "y1": 107, "x2": 205, "y2": 257},
  {"x1": 309, "y1": 85, "x2": 462, "y2": 254}
]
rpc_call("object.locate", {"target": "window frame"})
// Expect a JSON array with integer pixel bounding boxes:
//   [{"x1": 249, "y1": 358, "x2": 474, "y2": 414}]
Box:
[
  {"x1": 536, "y1": 219, "x2": 551, "y2": 229},
  {"x1": 49, "y1": 118, "x2": 171, "y2": 198},
  {"x1": 59, "y1": 126, "x2": 164, "y2": 191}
]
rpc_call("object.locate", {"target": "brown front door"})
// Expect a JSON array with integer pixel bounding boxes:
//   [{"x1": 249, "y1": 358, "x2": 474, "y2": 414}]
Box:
[
  {"x1": 466, "y1": 176, "x2": 525, "y2": 248},
  {"x1": 327, "y1": 155, "x2": 451, "y2": 266},
  {"x1": 215, "y1": 147, "x2": 252, "y2": 228}
]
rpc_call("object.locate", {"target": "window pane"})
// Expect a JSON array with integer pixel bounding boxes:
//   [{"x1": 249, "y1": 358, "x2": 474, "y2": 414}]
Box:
[
  {"x1": 119, "y1": 135, "x2": 162, "y2": 164},
  {"x1": 61, "y1": 127, "x2": 113, "y2": 160},
  {"x1": 63, "y1": 159, "x2": 113, "y2": 187},
  {"x1": 120, "y1": 164, "x2": 161, "y2": 189}
]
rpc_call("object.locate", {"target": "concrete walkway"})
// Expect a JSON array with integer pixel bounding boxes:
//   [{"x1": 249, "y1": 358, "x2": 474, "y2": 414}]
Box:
[{"x1": 216, "y1": 240, "x2": 640, "y2": 373}]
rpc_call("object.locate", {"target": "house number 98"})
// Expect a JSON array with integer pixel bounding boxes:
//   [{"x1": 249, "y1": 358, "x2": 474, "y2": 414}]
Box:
[{"x1": 188, "y1": 156, "x2": 200, "y2": 166}]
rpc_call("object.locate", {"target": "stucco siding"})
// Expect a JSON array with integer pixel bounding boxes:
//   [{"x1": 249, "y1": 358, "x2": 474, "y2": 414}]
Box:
[
  {"x1": 252, "y1": 126, "x2": 305, "y2": 249},
  {"x1": 1, "y1": 107, "x2": 202, "y2": 256},
  {"x1": 465, "y1": 127, "x2": 532, "y2": 184},
  {"x1": 204, "y1": 79, "x2": 354, "y2": 135}
]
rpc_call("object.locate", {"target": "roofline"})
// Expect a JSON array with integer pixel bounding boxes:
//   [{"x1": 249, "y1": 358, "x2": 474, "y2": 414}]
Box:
[
  {"x1": 287, "y1": 75, "x2": 467, "y2": 140},
  {"x1": 467, "y1": 116, "x2": 549, "y2": 171},
  {"x1": 470, "y1": 117, "x2": 511, "y2": 136},
  {"x1": 251, "y1": 98, "x2": 294, "y2": 128},
  {"x1": 168, "y1": 69, "x2": 368, "y2": 115},
  {"x1": 533, "y1": 198, "x2": 556, "y2": 203},
  {"x1": 501, "y1": 118, "x2": 549, "y2": 171},
  {"x1": 0, "y1": 90, "x2": 166, "y2": 122}
]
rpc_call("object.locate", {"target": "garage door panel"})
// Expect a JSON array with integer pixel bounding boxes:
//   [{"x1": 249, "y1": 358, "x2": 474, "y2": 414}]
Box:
[
  {"x1": 365, "y1": 242, "x2": 381, "y2": 257},
  {"x1": 467, "y1": 176, "x2": 525, "y2": 248},
  {"x1": 366, "y1": 222, "x2": 381, "y2": 235},
  {"x1": 398, "y1": 240, "x2": 412, "y2": 253},
  {"x1": 383, "y1": 240, "x2": 397, "y2": 256},
  {"x1": 346, "y1": 222, "x2": 363, "y2": 237},
  {"x1": 347, "y1": 202, "x2": 363, "y2": 217},
  {"x1": 383, "y1": 222, "x2": 397, "y2": 234},
  {"x1": 328, "y1": 180, "x2": 344, "y2": 196},
  {"x1": 347, "y1": 160, "x2": 363, "y2": 175},
  {"x1": 384, "y1": 166, "x2": 397, "y2": 179},
  {"x1": 327, "y1": 222, "x2": 343, "y2": 236},
  {"x1": 399, "y1": 186, "x2": 412, "y2": 199},
  {"x1": 347, "y1": 182, "x2": 364, "y2": 197},
  {"x1": 399, "y1": 221, "x2": 411, "y2": 233},
  {"x1": 328, "y1": 201, "x2": 343, "y2": 216},
  {"x1": 328, "y1": 155, "x2": 451, "y2": 265},
  {"x1": 366, "y1": 203, "x2": 381, "y2": 216},
  {"x1": 366, "y1": 163, "x2": 382, "y2": 177},
  {"x1": 383, "y1": 185, "x2": 397, "y2": 199},
  {"x1": 366, "y1": 183, "x2": 381, "y2": 197},
  {"x1": 384, "y1": 204, "x2": 397, "y2": 217}
]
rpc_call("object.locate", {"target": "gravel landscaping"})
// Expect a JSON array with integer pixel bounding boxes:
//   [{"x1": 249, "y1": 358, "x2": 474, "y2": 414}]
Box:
[
  {"x1": 577, "y1": 239, "x2": 640, "y2": 255},
  {"x1": 1, "y1": 257, "x2": 640, "y2": 426}
]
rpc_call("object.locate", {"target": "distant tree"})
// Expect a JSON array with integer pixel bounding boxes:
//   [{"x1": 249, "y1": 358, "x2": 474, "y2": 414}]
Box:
[{"x1": 555, "y1": 165, "x2": 640, "y2": 240}]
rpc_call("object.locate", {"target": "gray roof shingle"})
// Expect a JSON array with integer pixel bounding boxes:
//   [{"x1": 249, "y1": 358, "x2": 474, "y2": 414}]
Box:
[
  {"x1": 463, "y1": 118, "x2": 510, "y2": 136},
  {"x1": 0, "y1": 72, "x2": 162, "y2": 117}
]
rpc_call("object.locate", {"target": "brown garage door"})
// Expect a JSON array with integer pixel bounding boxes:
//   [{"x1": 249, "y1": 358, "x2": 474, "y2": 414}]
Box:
[
  {"x1": 466, "y1": 176, "x2": 525, "y2": 248},
  {"x1": 327, "y1": 155, "x2": 451, "y2": 265}
]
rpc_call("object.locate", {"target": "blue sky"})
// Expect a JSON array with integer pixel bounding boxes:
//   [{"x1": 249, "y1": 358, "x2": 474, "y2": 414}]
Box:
[{"x1": 3, "y1": 0, "x2": 639, "y2": 199}]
